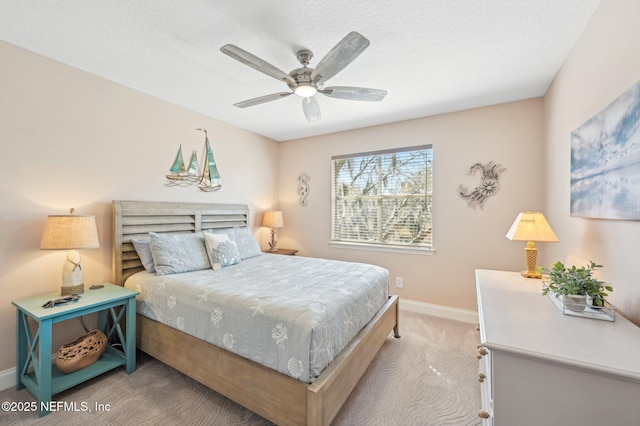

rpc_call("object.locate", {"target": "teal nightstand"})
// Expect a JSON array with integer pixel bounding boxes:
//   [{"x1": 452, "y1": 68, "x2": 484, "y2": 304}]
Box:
[{"x1": 12, "y1": 283, "x2": 139, "y2": 417}]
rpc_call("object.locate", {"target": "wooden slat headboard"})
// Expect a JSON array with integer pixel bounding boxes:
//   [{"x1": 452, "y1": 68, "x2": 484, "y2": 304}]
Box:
[{"x1": 112, "y1": 200, "x2": 250, "y2": 285}]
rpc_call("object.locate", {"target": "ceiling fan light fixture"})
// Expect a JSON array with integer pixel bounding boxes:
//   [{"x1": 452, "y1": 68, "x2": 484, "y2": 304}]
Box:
[
  {"x1": 294, "y1": 84, "x2": 317, "y2": 98},
  {"x1": 221, "y1": 32, "x2": 385, "y2": 119}
]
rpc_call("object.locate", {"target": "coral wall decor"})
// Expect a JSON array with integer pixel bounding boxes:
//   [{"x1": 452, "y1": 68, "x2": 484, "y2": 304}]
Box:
[{"x1": 458, "y1": 161, "x2": 506, "y2": 209}]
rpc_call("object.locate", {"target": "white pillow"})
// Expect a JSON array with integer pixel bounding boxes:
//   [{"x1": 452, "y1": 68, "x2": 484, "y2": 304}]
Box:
[
  {"x1": 149, "y1": 232, "x2": 211, "y2": 276},
  {"x1": 204, "y1": 232, "x2": 242, "y2": 270}
]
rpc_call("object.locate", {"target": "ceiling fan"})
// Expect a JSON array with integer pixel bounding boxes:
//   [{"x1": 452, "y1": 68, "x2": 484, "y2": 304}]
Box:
[{"x1": 220, "y1": 31, "x2": 387, "y2": 122}]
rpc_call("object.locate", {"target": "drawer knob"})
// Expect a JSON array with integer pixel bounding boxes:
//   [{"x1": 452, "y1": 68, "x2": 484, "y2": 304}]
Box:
[
  {"x1": 478, "y1": 347, "x2": 488, "y2": 356},
  {"x1": 478, "y1": 373, "x2": 486, "y2": 382},
  {"x1": 478, "y1": 410, "x2": 490, "y2": 419}
]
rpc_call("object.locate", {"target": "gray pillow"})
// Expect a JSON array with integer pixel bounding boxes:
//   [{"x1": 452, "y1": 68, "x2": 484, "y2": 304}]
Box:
[
  {"x1": 131, "y1": 238, "x2": 155, "y2": 273},
  {"x1": 149, "y1": 232, "x2": 211, "y2": 276},
  {"x1": 230, "y1": 227, "x2": 263, "y2": 259},
  {"x1": 207, "y1": 227, "x2": 263, "y2": 260}
]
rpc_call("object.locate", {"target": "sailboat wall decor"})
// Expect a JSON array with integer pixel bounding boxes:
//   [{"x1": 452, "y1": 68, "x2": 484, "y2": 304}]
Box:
[
  {"x1": 164, "y1": 128, "x2": 222, "y2": 191},
  {"x1": 198, "y1": 129, "x2": 222, "y2": 192},
  {"x1": 168, "y1": 145, "x2": 186, "y2": 176},
  {"x1": 165, "y1": 146, "x2": 201, "y2": 185}
]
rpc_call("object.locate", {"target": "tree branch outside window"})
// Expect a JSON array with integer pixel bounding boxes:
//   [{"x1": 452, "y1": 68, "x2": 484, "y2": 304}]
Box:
[{"x1": 331, "y1": 145, "x2": 433, "y2": 250}]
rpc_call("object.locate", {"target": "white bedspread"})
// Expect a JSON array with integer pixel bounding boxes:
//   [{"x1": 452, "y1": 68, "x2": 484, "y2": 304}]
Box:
[{"x1": 125, "y1": 254, "x2": 389, "y2": 383}]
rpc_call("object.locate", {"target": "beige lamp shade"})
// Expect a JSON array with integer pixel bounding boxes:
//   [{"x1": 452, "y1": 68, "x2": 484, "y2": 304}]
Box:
[
  {"x1": 262, "y1": 211, "x2": 284, "y2": 229},
  {"x1": 505, "y1": 212, "x2": 559, "y2": 242},
  {"x1": 40, "y1": 213, "x2": 100, "y2": 250}
]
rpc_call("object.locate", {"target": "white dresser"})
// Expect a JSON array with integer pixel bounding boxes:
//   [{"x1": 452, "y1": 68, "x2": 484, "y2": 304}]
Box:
[{"x1": 476, "y1": 269, "x2": 640, "y2": 426}]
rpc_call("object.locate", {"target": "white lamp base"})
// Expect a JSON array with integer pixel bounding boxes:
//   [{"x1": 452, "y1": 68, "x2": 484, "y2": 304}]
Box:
[
  {"x1": 268, "y1": 227, "x2": 278, "y2": 251},
  {"x1": 61, "y1": 250, "x2": 85, "y2": 295}
]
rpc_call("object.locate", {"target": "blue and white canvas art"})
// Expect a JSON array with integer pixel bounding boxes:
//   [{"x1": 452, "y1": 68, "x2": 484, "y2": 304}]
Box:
[{"x1": 571, "y1": 80, "x2": 640, "y2": 220}]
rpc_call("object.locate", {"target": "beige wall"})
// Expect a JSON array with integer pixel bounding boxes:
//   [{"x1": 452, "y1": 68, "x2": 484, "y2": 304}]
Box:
[
  {"x1": 542, "y1": 0, "x2": 640, "y2": 324},
  {"x1": 278, "y1": 99, "x2": 544, "y2": 312},
  {"x1": 0, "y1": 41, "x2": 279, "y2": 371}
]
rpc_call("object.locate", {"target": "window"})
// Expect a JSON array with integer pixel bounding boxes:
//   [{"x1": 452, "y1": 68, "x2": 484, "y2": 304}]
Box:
[{"x1": 331, "y1": 145, "x2": 433, "y2": 252}]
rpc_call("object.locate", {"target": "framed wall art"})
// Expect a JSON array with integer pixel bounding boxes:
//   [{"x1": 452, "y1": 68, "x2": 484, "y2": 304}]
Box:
[{"x1": 570, "y1": 80, "x2": 640, "y2": 220}]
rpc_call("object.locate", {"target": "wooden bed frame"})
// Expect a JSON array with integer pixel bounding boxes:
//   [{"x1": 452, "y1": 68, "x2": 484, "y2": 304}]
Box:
[{"x1": 112, "y1": 200, "x2": 400, "y2": 426}]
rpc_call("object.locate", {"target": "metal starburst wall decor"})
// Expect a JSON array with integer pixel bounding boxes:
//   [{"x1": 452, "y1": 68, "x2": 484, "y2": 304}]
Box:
[{"x1": 458, "y1": 161, "x2": 506, "y2": 209}]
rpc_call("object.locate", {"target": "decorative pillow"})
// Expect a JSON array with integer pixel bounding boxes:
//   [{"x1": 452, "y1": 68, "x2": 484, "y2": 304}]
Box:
[
  {"x1": 149, "y1": 232, "x2": 211, "y2": 276},
  {"x1": 204, "y1": 232, "x2": 242, "y2": 270},
  {"x1": 206, "y1": 227, "x2": 263, "y2": 260},
  {"x1": 230, "y1": 227, "x2": 263, "y2": 259},
  {"x1": 131, "y1": 238, "x2": 155, "y2": 273}
]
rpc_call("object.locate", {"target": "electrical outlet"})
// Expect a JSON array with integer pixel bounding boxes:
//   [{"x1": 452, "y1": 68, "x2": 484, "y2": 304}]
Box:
[{"x1": 395, "y1": 277, "x2": 404, "y2": 288}]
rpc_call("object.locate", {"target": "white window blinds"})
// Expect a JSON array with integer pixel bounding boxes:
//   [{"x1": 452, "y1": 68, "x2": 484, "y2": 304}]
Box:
[{"x1": 331, "y1": 145, "x2": 433, "y2": 250}]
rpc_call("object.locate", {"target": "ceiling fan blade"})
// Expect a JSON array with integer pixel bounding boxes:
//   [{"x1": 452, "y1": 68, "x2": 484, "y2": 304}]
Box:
[
  {"x1": 310, "y1": 32, "x2": 370, "y2": 84},
  {"x1": 233, "y1": 92, "x2": 293, "y2": 108},
  {"x1": 302, "y1": 97, "x2": 321, "y2": 122},
  {"x1": 320, "y1": 86, "x2": 387, "y2": 101},
  {"x1": 221, "y1": 44, "x2": 296, "y2": 86}
]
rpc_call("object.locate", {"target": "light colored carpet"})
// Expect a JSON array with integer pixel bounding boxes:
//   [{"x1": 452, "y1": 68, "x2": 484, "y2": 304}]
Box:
[{"x1": 0, "y1": 311, "x2": 482, "y2": 425}]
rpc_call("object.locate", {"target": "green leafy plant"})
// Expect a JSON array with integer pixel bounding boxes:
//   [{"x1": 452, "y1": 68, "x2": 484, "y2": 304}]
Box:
[{"x1": 541, "y1": 261, "x2": 613, "y2": 307}]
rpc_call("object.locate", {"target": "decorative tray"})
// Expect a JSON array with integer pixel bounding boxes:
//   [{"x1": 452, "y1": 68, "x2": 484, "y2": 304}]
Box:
[{"x1": 544, "y1": 287, "x2": 616, "y2": 322}]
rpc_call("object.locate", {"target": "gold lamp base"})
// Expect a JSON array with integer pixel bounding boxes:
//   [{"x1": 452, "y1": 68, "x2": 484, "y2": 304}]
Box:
[
  {"x1": 521, "y1": 270, "x2": 542, "y2": 279},
  {"x1": 521, "y1": 241, "x2": 542, "y2": 279}
]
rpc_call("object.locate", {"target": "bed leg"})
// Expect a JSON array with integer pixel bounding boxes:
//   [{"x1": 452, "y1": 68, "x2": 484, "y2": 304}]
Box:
[{"x1": 393, "y1": 298, "x2": 401, "y2": 338}]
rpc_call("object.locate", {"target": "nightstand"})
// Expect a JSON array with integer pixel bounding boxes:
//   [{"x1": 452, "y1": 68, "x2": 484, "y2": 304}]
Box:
[
  {"x1": 263, "y1": 248, "x2": 298, "y2": 256},
  {"x1": 12, "y1": 283, "x2": 139, "y2": 417}
]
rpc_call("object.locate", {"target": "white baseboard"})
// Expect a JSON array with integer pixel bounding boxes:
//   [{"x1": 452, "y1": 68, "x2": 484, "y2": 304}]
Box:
[
  {"x1": 399, "y1": 298, "x2": 479, "y2": 324},
  {"x1": 0, "y1": 354, "x2": 55, "y2": 392},
  {"x1": 0, "y1": 367, "x2": 15, "y2": 392},
  {"x1": 0, "y1": 300, "x2": 478, "y2": 392}
]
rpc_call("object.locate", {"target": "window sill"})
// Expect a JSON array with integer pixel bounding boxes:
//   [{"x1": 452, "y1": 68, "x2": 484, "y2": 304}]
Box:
[{"x1": 329, "y1": 241, "x2": 435, "y2": 255}]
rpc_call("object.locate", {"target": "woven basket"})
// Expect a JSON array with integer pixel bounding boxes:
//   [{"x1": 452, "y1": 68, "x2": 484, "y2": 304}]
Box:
[{"x1": 56, "y1": 330, "x2": 108, "y2": 373}]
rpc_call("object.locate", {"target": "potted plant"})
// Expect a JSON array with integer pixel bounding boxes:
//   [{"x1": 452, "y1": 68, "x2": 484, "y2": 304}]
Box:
[{"x1": 541, "y1": 261, "x2": 613, "y2": 311}]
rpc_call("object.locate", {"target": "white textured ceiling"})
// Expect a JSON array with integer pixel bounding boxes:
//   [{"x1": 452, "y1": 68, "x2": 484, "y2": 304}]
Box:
[{"x1": 0, "y1": 0, "x2": 601, "y2": 141}]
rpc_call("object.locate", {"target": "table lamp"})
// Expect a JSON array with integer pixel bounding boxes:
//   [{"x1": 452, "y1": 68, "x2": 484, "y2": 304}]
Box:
[
  {"x1": 506, "y1": 211, "x2": 559, "y2": 279},
  {"x1": 262, "y1": 211, "x2": 283, "y2": 251},
  {"x1": 40, "y1": 208, "x2": 100, "y2": 295}
]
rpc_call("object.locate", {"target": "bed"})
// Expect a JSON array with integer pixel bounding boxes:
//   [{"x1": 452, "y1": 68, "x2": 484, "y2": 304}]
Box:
[{"x1": 112, "y1": 200, "x2": 400, "y2": 425}]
